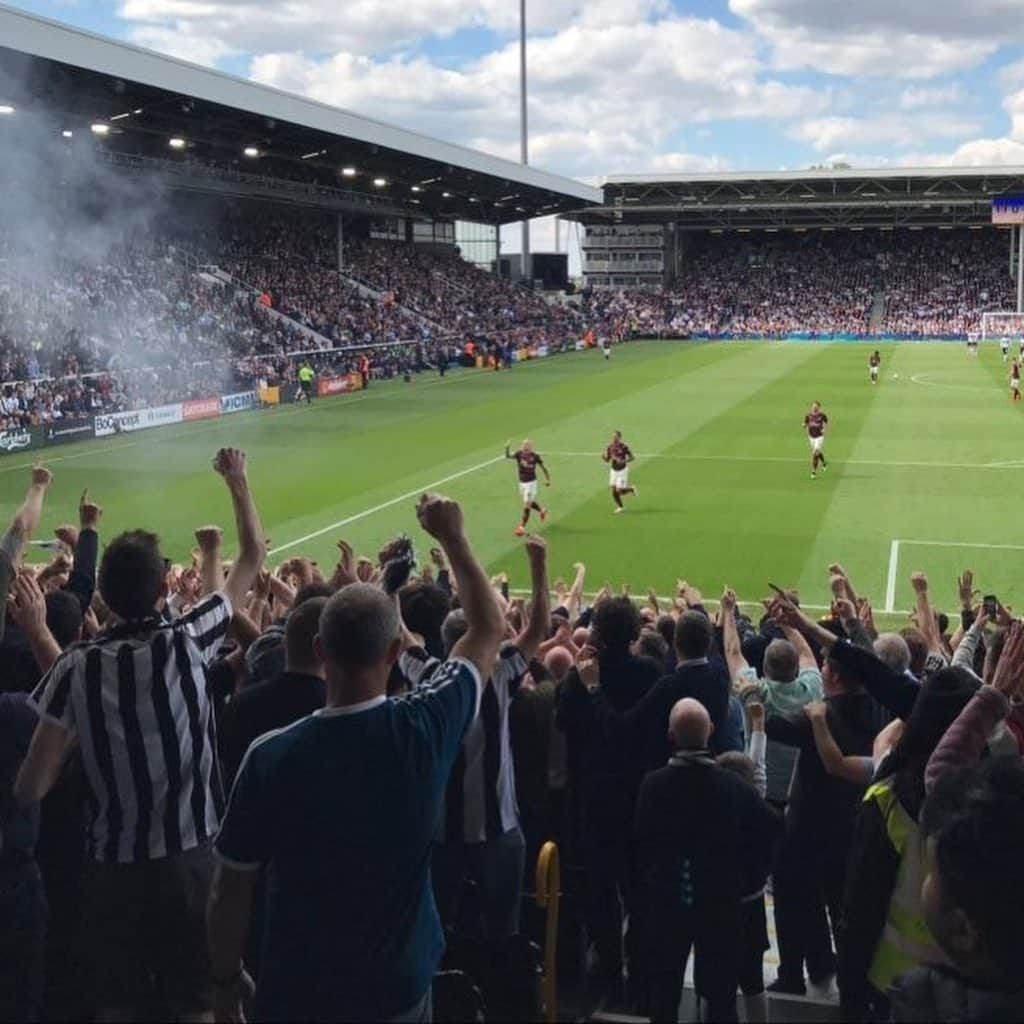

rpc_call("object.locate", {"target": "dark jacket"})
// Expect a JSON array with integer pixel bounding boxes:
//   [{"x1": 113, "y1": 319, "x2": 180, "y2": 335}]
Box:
[
  {"x1": 890, "y1": 965, "x2": 1024, "y2": 1023},
  {"x1": 766, "y1": 687, "x2": 879, "y2": 841},
  {"x1": 830, "y1": 639, "x2": 921, "y2": 720},
  {"x1": 556, "y1": 652, "x2": 660, "y2": 817},
  {"x1": 587, "y1": 657, "x2": 734, "y2": 771},
  {"x1": 634, "y1": 753, "x2": 781, "y2": 968},
  {"x1": 219, "y1": 671, "x2": 326, "y2": 790}
]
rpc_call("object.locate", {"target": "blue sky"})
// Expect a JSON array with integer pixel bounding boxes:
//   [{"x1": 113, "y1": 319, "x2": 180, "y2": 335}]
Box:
[{"x1": 9, "y1": 0, "x2": 1024, "y2": 180}]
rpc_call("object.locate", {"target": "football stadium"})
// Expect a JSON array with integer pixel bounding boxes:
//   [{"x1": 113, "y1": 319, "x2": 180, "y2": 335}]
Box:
[{"x1": 3, "y1": 4, "x2": 1024, "y2": 1024}]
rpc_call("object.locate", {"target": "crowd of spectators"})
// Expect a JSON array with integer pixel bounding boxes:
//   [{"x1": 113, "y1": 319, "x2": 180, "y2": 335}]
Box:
[
  {"x1": 3, "y1": 457, "x2": 1024, "y2": 1023},
  {"x1": 588, "y1": 229, "x2": 1016, "y2": 340},
  {"x1": 2, "y1": 219, "x2": 1021, "y2": 426}
]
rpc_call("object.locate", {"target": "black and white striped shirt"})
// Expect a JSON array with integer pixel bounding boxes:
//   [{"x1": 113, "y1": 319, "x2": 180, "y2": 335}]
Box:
[
  {"x1": 400, "y1": 644, "x2": 527, "y2": 844},
  {"x1": 30, "y1": 592, "x2": 233, "y2": 864}
]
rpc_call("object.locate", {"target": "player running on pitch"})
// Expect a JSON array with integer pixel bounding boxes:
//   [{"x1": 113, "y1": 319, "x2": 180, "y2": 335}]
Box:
[
  {"x1": 869, "y1": 350, "x2": 881, "y2": 384},
  {"x1": 603, "y1": 430, "x2": 637, "y2": 513},
  {"x1": 1001, "y1": 336, "x2": 1011, "y2": 363},
  {"x1": 1012, "y1": 360, "x2": 1022, "y2": 403},
  {"x1": 506, "y1": 439, "x2": 550, "y2": 535},
  {"x1": 804, "y1": 401, "x2": 829, "y2": 478}
]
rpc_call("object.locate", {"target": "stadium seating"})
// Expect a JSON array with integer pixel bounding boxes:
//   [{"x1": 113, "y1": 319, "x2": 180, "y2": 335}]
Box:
[{"x1": 1, "y1": 220, "x2": 1020, "y2": 422}]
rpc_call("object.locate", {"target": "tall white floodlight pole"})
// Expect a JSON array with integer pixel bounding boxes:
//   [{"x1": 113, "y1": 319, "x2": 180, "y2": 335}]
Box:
[
  {"x1": 520, "y1": 0, "x2": 531, "y2": 285},
  {"x1": 1018, "y1": 222, "x2": 1024, "y2": 313}
]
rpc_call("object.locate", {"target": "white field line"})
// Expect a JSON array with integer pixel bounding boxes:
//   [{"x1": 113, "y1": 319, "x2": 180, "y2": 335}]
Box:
[
  {"x1": 267, "y1": 455, "x2": 504, "y2": 557},
  {"x1": 899, "y1": 539, "x2": 1024, "y2": 551},
  {"x1": 545, "y1": 451, "x2": 1019, "y2": 472},
  {"x1": 885, "y1": 540, "x2": 901, "y2": 614},
  {"x1": 885, "y1": 537, "x2": 1024, "y2": 613}
]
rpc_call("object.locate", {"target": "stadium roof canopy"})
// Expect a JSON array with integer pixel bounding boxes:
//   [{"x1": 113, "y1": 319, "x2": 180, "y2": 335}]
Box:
[
  {"x1": 0, "y1": 4, "x2": 600, "y2": 224},
  {"x1": 567, "y1": 167, "x2": 1024, "y2": 231}
]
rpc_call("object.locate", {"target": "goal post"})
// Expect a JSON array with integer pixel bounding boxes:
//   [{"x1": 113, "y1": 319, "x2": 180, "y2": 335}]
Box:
[{"x1": 980, "y1": 312, "x2": 1024, "y2": 340}]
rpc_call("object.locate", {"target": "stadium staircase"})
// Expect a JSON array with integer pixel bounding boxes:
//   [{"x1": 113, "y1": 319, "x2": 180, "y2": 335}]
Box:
[
  {"x1": 337, "y1": 270, "x2": 444, "y2": 335},
  {"x1": 868, "y1": 288, "x2": 887, "y2": 333},
  {"x1": 208, "y1": 266, "x2": 337, "y2": 351}
]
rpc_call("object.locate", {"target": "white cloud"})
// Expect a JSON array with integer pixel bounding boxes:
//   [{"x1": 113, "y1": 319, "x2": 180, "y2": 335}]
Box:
[
  {"x1": 119, "y1": 0, "x2": 670, "y2": 60},
  {"x1": 729, "y1": 0, "x2": 1009, "y2": 78},
  {"x1": 792, "y1": 113, "x2": 982, "y2": 153},
  {"x1": 649, "y1": 151, "x2": 732, "y2": 172},
  {"x1": 898, "y1": 83, "x2": 964, "y2": 110},
  {"x1": 250, "y1": 18, "x2": 826, "y2": 176}
]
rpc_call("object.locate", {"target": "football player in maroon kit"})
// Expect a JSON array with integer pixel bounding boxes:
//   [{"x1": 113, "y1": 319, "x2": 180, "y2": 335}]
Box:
[
  {"x1": 869, "y1": 351, "x2": 881, "y2": 384},
  {"x1": 1011, "y1": 360, "x2": 1022, "y2": 403},
  {"x1": 505, "y1": 439, "x2": 551, "y2": 536},
  {"x1": 602, "y1": 430, "x2": 637, "y2": 513},
  {"x1": 804, "y1": 401, "x2": 829, "y2": 479}
]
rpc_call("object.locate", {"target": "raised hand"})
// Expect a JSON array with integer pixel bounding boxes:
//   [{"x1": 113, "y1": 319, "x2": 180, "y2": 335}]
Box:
[
  {"x1": 991, "y1": 620, "x2": 1024, "y2": 698},
  {"x1": 910, "y1": 572, "x2": 929, "y2": 595},
  {"x1": 804, "y1": 701, "x2": 829, "y2": 723},
  {"x1": 576, "y1": 644, "x2": 600, "y2": 691},
  {"x1": 957, "y1": 570, "x2": 977, "y2": 611},
  {"x1": 8, "y1": 570, "x2": 47, "y2": 636},
  {"x1": 747, "y1": 701, "x2": 766, "y2": 732},
  {"x1": 54, "y1": 524, "x2": 80, "y2": 551},
  {"x1": 212, "y1": 447, "x2": 247, "y2": 483},
  {"x1": 720, "y1": 587, "x2": 738, "y2": 615},
  {"x1": 524, "y1": 533, "x2": 547, "y2": 565},
  {"x1": 679, "y1": 580, "x2": 703, "y2": 608},
  {"x1": 415, "y1": 493, "x2": 464, "y2": 543},
  {"x1": 332, "y1": 539, "x2": 355, "y2": 581},
  {"x1": 79, "y1": 489, "x2": 102, "y2": 530},
  {"x1": 833, "y1": 597, "x2": 857, "y2": 622},
  {"x1": 31, "y1": 465, "x2": 53, "y2": 488},
  {"x1": 195, "y1": 525, "x2": 224, "y2": 553}
]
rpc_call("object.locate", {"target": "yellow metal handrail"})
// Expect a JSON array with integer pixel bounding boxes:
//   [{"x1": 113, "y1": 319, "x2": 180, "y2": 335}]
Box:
[{"x1": 535, "y1": 841, "x2": 561, "y2": 1024}]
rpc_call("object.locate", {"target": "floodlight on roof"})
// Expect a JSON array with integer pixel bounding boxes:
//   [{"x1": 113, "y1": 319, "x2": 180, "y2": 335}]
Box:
[
  {"x1": 373, "y1": 177, "x2": 387, "y2": 187},
  {"x1": 61, "y1": 129, "x2": 73, "y2": 138},
  {"x1": 91, "y1": 123, "x2": 110, "y2": 135},
  {"x1": 169, "y1": 137, "x2": 186, "y2": 150},
  {"x1": 243, "y1": 146, "x2": 259, "y2": 158},
  {"x1": 0, "y1": 105, "x2": 14, "y2": 115},
  {"x1": 341, "y1": 167, "x2": 357, "y2": 177}
]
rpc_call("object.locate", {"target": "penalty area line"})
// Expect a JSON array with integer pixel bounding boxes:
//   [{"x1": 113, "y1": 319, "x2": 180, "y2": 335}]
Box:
[{"x1": 267, "y1": 455, "x2": 505, "y2": 557}]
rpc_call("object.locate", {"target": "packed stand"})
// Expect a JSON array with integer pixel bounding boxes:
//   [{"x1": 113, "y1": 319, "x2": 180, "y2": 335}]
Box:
[
  {"x1": 591, "y1": 228, "x2": 1016, "y2": 340},
  {"x1": 4, "y1": 454, "x2": 1024, "y2": 1023}
]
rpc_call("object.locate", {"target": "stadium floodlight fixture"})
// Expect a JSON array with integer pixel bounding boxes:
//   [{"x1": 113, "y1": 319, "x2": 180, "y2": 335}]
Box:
[
  {"x1": 373, "y1": 177, "x2": 387, "y2": 187},
  {"x1": 169, "y1": 137, "x2": 186, "y2": 150},
  {"x1": 91, "y1": 122, "x2": 110, "y2": 135},
  {"x1": 243, "y1": 146, "x2": 260, "y2": 158},
  {"x1": 0, "y1": 104, "x2": 14, "y2": 115},
  {"x1": 301, "y1": 148, "x2": 326, "y2": 160},
  {"x1": 468, "y1": 196, "x2": 478, "y2": 202},
  {"x1": 341, "y1": 166, "x2": 357, "y2": 177},
  {"x1": 110, "y1": 112, "x2": 132, "y2": 121},
  {"x1": 411, "y1": 185, "x2": 422, "y2": 192},
  {"x1": 442, "y1": 191, "x2": 452, "y2": 198},
  {"x1": 61, "y1": 130, "x2": 73, "y2": 138}
]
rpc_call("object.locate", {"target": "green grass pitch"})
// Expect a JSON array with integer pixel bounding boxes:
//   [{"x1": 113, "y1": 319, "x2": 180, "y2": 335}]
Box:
[{"x1": 5, "y1": 340, "x2": 1024, "y2": 620}]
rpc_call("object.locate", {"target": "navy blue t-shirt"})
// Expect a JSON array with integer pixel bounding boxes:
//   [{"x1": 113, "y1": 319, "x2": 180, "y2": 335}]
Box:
[{"x1": 215, "y1": 657, "x2": 481, "y2": 1021}]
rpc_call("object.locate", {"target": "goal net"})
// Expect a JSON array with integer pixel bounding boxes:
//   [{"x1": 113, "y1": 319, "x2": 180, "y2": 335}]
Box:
[{"x1": 981, "y1": 312, "x2": 1024, "y2": 340}]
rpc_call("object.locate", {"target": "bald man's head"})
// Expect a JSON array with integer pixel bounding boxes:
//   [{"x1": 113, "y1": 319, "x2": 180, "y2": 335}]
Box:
[
  {"x1": 668, "y1": 698, "x2": 712, "y2": 751},
  {"x1": 544, "y1": 646, "x2": 574, "y2": 683}
]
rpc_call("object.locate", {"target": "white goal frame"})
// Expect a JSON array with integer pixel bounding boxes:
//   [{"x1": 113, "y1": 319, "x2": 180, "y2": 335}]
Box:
[{"x1": 981, "y1": 312, "x2": 1024, "y2": 340}]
